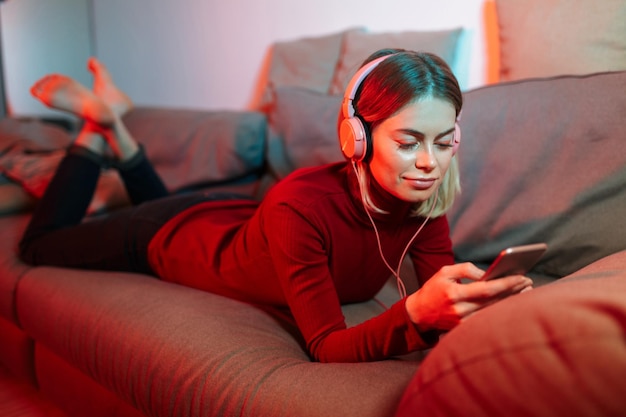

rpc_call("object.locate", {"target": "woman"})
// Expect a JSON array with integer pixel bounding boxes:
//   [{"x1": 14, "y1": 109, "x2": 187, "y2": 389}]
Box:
[{"x1": 20, "y1": 51, "x2": 532, "y2": 363}]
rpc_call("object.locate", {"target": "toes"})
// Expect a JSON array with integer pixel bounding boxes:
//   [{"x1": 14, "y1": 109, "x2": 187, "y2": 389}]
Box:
[
  {"x1": 87, "y1": 57, "x2": 98, "y2": 73},
  {"x1": 30, "y1": 74, "x2": 57, "y2": 97},
  {"x1": 30, "y1": 80, "x2": 43, "y2": 97},
  {"x1": 88, "y1": 57, "x2": 108, "y2": 77}
]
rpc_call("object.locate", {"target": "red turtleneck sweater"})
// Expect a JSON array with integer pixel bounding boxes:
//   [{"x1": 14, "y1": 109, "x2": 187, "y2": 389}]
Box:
[{"x1": 147, "y1": 162, "x2": 454, "y2": 362}]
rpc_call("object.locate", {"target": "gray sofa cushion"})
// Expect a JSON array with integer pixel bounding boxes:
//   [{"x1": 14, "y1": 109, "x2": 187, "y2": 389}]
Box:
[
  {"x1": 17, "y1": 267, "x2": 419, "y2": 417},
  {"x1": 0, "y1": 215, "x2": 32, "y2": 323},
  {"x1": 123, "y1": 107, "x2": 268, "y2": 192},
  {"x1": 266, "y1": 87, "x2": 343, "y2": 179},
  {"x1": 448, "y1": 71, "x2": 626, "y2": 278}
]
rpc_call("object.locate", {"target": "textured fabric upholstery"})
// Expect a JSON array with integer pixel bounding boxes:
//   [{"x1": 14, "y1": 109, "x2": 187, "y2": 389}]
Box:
[
  {"x1": 17, "y1": 267, "x2": 418, "y2": 417},
  {"x1": 396, "y1": 251, "x2": 626, "y2": 417}
]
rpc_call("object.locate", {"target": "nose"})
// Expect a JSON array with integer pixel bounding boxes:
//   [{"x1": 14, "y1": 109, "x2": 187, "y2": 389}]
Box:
[{"x1": 415, "y1": 144, "x2": 436, "y2": 170}]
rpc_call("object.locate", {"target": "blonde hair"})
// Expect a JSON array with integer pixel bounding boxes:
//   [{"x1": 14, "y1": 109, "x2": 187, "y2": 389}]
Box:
[
  {"x1": 345, "y1": 50, "x2": 463, "y2": 218},
  {"x1": 355, "y1": 157, "x2": 460, "y2": 218}
]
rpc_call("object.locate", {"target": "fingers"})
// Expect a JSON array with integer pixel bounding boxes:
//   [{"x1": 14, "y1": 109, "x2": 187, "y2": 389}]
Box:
[
  {"x1": 454, "y1": 275, "x2": 532, "y2": 315},
  {"x1": 453, "y1": 277, "x2": 532, "y2": 318},
  {"x1": 407, "y1": 264, "x2": 534, "y2": 332},
  {"x1": 445, "y1": 271, "x2": 533, "y2": 319},
  {"x1": 467, "y1": 275, "x2": 533, "y2": 299},
  {"x1": 436, "y1": 263, "x2": 533, "y2": 298},
  {"x1": 436, "y1": 262, "x2": 485, "y2": 282}
]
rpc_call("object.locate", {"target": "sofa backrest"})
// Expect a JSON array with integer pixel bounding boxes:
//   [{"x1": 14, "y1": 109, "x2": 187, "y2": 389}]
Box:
[{"x1": 448, "y1": 71, "x2": 626, "y2": 277}]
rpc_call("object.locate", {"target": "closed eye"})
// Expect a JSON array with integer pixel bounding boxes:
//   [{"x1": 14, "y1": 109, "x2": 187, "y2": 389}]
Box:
[
  {"x1": 435, "y1": 135, "x2": 455, "y2": 149},
  {"x1": 395, "y1": 126, "x2": 456, "y2": 151},
  {"x1": 398, "y1": 143, "x2": 420, "y2": 150}
]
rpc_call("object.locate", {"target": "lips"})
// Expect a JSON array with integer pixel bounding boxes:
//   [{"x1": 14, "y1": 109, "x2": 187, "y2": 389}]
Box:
[{"x1": 405, "y1": 177, "x2": 437, "y2": 190}]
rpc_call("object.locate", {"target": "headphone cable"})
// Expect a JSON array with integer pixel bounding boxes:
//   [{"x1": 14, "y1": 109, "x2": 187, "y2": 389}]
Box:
[{"x1": 352, "y1": 162, "x2": 438, "y2": 299}]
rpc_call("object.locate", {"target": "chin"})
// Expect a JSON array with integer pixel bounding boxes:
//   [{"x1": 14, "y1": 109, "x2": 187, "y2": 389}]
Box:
[{"x1": 398, "y1": 190, "x2": 433, "y2": 204}]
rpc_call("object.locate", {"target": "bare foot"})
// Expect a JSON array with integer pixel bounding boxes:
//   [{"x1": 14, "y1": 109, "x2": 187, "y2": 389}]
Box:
[
  {"x1": 88, "y1": 57, "x2": 133, "y2": 117},
  {"x1": 30, "y1": 74, "x2": 114, "y2": 125}
]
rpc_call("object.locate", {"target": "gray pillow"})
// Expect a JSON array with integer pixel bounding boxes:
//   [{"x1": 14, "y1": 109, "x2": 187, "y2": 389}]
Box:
[
  {"x1": 0, "y1": 119, "x2": 126, "y2": 214},
  {"x1": 257, "y1": 28, "x2": 359, "y2": 109},
  {"x1": 495, "y1": 0, "x2": 626, "y2": 81},
  {"x1": 123, "y1": 107, "x2": 267, "y2": 191},
  {"x1": 266, "y1": 87, "x2": 343, "y2": 179},
  {"x1": 329, "y1": 28, "x2": 463, "y2": 95},
  {"x1": 449, "y1": 71, "x2": 626, "y2": 277}
]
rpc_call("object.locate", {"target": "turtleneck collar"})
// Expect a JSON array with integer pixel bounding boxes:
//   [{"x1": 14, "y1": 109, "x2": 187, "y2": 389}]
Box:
[{"x1": 344, "y1": 162, "x2": 415, "y2": 224}]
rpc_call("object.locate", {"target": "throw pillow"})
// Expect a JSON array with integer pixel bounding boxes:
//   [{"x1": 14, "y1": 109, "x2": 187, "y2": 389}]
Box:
[
  {"x1": 258, "y1": 28, "x2": 362, "y2": 109},
  {"x1": 0, "y1": 117, "x2": 71, "y2": 151},
  {"x1": 448, "y1": 71, "x2": 626, "y2": 278},
  {"x1": 266, "y1": 87, "x2": 343, "y2": 179},
  {"x1": 0, "y1": 118, "x2": 128, "y2": 214},
  {"x1": 0, "y1": 149, "x2": 129, "y2": 214},
  {"x1": 123, "y1": 107, "x2": 267, "y2": 191},
  {"x1": 495, "y1": 0, "x2": 626, "y2": 81},
  {"x1": 329, "y1": 28, "x2": 463, "y2": 95}
]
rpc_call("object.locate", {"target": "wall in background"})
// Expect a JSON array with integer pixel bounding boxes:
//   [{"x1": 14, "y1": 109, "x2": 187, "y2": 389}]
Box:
[
  {"x1": 0, "y1": 12, "x2": 6, "y2": 117},
  {"x1": 2, "y1": 0, "x2": 488, "y2": 117},
  {"x1": 0, "y1": 0, "x2": 93, "y2": 119}
]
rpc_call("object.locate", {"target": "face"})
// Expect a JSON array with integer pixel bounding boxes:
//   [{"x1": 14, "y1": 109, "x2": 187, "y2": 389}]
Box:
[{"x1": 368, "y1": 97, "x2": 456, "y2": 203}]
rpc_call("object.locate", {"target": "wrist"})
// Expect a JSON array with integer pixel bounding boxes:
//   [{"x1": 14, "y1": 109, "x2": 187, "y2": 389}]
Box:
[{"x1": 405, "y1": 291, "x2": 432, "y2": 333}]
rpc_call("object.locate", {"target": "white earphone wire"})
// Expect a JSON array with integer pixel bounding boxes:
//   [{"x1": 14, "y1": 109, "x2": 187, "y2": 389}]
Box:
[{"x1": 352, "y1": 162, "x2": 438, "y2": 299}]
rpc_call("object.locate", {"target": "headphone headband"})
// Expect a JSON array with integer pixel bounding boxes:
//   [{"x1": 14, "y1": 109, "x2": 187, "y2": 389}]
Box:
[
  {"x1": 342, "y1": 54, "x2": 395, "y2": 119},
  {"x1": 338, "y1": 52, "x2": 461, "y2": 161}
]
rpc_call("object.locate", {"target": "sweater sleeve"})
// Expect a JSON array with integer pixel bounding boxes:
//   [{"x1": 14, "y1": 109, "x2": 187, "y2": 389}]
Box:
[{"x1": 264, "y1": 202, "x2": 439, "y2": 363}]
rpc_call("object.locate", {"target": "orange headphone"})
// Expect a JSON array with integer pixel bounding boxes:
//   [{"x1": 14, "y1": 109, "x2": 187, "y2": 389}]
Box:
[{"x1": 338, "y1": 53, "x2": 461, "y2": 162}]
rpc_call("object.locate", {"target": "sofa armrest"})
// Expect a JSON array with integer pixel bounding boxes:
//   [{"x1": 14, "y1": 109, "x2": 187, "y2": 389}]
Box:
[{"x1": 396, "y1": 251, "x2": 626, "y2": 417}]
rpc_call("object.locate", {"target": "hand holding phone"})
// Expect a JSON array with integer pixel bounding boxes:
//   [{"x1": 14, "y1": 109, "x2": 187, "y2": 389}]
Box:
[{"x1": 481, "y1": 243, "x2": 548, "y2": 281}]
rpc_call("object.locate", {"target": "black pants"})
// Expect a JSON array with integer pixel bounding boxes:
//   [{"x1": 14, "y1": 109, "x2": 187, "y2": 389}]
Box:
[{"x1": 19, "y1": 146, "x2": 213, "y2": 275}]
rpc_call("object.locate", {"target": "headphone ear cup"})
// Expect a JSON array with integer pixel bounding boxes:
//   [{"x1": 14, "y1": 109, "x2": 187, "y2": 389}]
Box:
[
  {"x1": 339, "y1": 116, "x2": 370, "y2": 161},
  {"x1": 452, "y1": 122, "x2": 461, "y2": 156}
]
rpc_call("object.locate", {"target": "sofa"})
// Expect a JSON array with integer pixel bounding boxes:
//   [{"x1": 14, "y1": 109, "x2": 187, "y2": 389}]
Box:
[{"x1": 2, "y1": 1, "x2": 626, "y2": 415}]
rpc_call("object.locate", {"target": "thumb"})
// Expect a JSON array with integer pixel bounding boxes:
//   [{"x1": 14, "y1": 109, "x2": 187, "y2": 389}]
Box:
[{"x1": 459, "y1": 262, "x2": 486, "y2": 281}]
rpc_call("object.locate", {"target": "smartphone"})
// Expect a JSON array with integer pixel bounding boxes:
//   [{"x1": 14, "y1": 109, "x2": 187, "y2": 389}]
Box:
[{"x1": 481, "y1": 243, "x2": 548, "y2": 281}]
